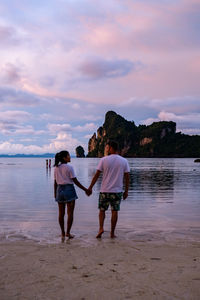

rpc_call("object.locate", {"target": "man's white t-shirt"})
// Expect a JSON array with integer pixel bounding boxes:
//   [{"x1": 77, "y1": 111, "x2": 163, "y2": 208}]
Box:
[
  {"x1": 97, "y1": 154, "x2": 130, "y2": 193},
  {"x1": 54, "y1": 163, "x2": 76, "y2": 185}
]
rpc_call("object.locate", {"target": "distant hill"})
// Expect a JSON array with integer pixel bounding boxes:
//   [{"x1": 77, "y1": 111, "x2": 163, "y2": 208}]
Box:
[
  {"x1": 87, "y1": 111, "x2": 200, "y2": 158},
  {"x1": 0, "y1": 153, "x2": 55, "y2": 158}
]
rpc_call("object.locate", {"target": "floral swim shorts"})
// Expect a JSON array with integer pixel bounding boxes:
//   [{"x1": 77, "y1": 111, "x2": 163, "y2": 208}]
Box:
[{"x1": 98, "y1": 192, "x2": 123, "y2": 211}]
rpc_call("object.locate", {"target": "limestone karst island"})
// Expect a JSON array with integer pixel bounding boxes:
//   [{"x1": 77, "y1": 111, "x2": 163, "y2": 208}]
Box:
[{"x1": 87, "y1": 111, "x2": 200, "y2": 158}]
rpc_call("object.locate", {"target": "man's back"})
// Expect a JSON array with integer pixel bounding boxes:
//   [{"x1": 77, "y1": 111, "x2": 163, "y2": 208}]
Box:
[
  {"x1": 88, "y1": 142, "x2": 130, "y2": 238},
  {"x1": 97, "y1": 154, "x2": 130, "y2": 193}
]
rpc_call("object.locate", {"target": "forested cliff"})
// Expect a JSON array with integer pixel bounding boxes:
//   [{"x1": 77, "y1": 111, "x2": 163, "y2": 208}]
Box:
[{"x1": 87, "y1": 111, "x2": 200, "y2": 158}]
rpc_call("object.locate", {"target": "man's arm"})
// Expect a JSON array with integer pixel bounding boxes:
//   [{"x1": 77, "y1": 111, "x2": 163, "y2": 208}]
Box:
[
  {"x1": 123, "y1": 172, "x2": 130, "y2": 200},
  {"x1": 88, "y1": 170, "x2": 101, "y2": 192}
]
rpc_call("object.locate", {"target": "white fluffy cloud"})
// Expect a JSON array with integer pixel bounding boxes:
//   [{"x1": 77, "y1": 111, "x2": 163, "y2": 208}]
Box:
[
  {"x1": 48, "y1": 132, "x2": 80, "y2": 153},
  {"x1": 47, "y1": 123, "x2": 72, "y2": 133},
  {"x1": 0, "y1": 132, "x2": 80, "y2": 154},
  {"x1": 0, "y1": 87, "x2": 43, "y2": 107},
  {"x1": 47, "y1": 122, "x2": 97, "y2": 134},
  {"x1": 72, "y1": 103, "x2": 81, "y2": 110},
  {"x1": 0, "y1": 110, "x2": 31, "y2": 121},
  {"x1": 0, "y1": 110, "x2": 45, "y2": 136},
  {"x1": 143, "y1": 111, "x2": 200, "y2": 126},
  {"x1": 142, "y1": 111, "x2": 200, "y2": 135},
  {"x1": 158, "y1": 111, "x2": 200, "y2": 125}
]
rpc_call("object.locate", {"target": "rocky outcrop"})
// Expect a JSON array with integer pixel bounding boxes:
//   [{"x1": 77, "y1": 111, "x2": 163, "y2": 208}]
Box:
[
  {"x1": 88, "y1": 111, "x2": 137, "y2": 157},
  {"x1": 88, "y1": 133, "x2": 97, "y2": 152},
  {"x1": 140, "y1": 137, "x2": 153, "y2": 146},
  {"x1": 76, "y1": 146, "x2": 85, "y2": 157},
  {"x1": 87, "y1": 111, "x2": 200, "y2": 158},
  {"x1": 194, "y1": 159, "x2": 200, "y2": 163}
]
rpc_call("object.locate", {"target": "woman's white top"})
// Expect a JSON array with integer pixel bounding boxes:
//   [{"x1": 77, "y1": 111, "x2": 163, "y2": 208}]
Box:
[{"x1": 54, "y1": 163, "x2": 76, "y2": 184}]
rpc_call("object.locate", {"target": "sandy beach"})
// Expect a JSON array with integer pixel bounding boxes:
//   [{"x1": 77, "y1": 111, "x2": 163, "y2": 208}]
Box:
[{"x1": 0, "y1": 232, "x2": 200, "y2": 300}]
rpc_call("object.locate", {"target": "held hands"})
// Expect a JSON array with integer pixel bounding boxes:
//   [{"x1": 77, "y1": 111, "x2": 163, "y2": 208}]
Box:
[{"x1": 85, "y1": 188, "x2": 92, "y2": 196}]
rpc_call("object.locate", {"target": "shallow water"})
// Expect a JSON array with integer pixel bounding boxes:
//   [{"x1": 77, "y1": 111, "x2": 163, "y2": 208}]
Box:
[{"x1": 0, "y1": 157, "x2": 200, "y2": 243}]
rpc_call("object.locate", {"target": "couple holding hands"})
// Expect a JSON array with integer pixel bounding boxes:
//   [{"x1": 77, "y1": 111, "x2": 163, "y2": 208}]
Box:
[{"x1": 54, "y1": 141, "x2": 130, "y2": 240}]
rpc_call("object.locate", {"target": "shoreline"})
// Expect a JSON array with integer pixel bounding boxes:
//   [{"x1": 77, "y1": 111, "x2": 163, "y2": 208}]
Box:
[
  {"x1": 1, "y1": 234, "x2": 200, "y2": 300},
  {"x1": 1, "y1": 224, "x2": 200, "y2": 244}
]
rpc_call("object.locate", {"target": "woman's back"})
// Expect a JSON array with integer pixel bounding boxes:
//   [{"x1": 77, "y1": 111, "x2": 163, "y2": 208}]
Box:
[{"x1": 54, "y1": 163, "x2": 75, "y2": 185}]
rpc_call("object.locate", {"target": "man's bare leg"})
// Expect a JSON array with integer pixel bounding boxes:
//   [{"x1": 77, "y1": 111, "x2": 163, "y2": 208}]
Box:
[
  {"x1": 111, "y1": 210, "x2": 118, "y2": 238},
  {"x1": 58, "y1": 203, "x2": 65, "y2": 239},
  {"x1": 66, "y1": 200, "x2": 75, "y2": 238},
  {"x1": 96, "y1": 210, "x2": 105, "y2": 238}
]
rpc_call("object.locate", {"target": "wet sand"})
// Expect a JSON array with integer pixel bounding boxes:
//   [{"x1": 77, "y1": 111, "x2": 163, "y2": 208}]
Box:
[{"x1": 0, "y1": 233, "x2": 200, "y2": 300}]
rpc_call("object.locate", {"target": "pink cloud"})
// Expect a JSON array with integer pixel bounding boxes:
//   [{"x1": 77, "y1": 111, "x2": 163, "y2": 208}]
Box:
[
  {"x1": 0, "y1": 25, "x2": 18, "y2": 45},
  {"x1": 0, "y1": 0, "x2": 199, "y2": 104},
  {"x1": 2, "y1": 63, "x2": 21, "y2": 83}
]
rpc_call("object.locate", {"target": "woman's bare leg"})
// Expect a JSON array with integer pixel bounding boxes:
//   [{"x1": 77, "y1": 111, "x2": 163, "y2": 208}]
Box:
[
  {"x1": 58, "y1": 203, "x2": 66, "y2": 237},
  {"x1": 66, "y1": 200, "x2": 75, "y2": 238}
]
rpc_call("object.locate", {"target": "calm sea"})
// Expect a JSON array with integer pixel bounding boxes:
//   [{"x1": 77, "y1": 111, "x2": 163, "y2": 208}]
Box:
[{"x1": 0, "y1": 157, "x2": 200, "y2": 243}]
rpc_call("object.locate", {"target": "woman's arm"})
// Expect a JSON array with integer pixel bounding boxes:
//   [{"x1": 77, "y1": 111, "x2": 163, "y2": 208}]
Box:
[
  {"x1": 72, "y1": 177, "x2": 90, "y2": 194},
  {"x1": 54, "y1": 180, "x2": 57, "y2": 198}
]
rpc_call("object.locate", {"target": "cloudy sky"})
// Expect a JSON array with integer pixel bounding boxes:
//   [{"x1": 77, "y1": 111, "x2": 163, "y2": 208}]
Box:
[{"x1": 0, "y1": 0, "x2": 200, "y2": 154}]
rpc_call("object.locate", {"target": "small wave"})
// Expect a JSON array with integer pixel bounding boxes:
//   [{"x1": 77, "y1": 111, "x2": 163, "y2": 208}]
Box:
[{"x1": 5, "y1": 233, "x2": 33, "y2": 241}]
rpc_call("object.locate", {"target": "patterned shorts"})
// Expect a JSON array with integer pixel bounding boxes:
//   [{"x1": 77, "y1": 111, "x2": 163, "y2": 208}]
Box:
[{"x1": 98, "y1": 192, "x2": 123, "y2": 211}]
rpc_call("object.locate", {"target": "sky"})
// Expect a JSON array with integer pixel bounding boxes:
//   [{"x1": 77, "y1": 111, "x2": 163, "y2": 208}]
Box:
[{"x1": 0, "y1": 0, "x2": 200, "y2": 155}]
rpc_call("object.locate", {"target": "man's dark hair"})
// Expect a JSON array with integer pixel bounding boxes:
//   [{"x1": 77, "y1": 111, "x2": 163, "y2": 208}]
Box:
[{"x1": 107, "y1": 140, "x2": 119, "y2": 151}]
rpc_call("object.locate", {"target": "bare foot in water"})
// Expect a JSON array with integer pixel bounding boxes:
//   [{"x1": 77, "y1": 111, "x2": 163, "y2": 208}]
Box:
[
  {"x1": 66, "y1": 233, "x2": 75, "y2": 239},
  {"x1": 96, "y1": 230, "x2": 104, "y2": 238},
  {"x1": 110, "y1": 233, "x2": 117, "y2": 239}
]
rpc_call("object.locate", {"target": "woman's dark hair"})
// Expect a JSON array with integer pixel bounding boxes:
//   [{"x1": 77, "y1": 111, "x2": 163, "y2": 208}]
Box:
[
  {"x1": 54, "y1": 150, "x2": 69, "y2": 166},
  {"x1": 107, "y1": 140, "x2": 119, "y2": 151}
]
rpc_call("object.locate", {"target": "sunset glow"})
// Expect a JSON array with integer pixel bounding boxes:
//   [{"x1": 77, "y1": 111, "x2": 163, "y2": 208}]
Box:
[{"x1": 0, "y1": 0, "x2": 200, "y2": 154}]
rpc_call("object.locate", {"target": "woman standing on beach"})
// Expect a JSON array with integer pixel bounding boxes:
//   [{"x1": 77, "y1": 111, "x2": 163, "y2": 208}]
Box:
[{"x1": 54, "y1": 150, "x2": 90, "y2": 240}]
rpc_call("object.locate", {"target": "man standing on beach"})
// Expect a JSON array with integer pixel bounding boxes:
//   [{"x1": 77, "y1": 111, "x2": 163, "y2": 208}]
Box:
[{"x1": 88, "y1": 141, "x2": 130, "y2": 238}]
